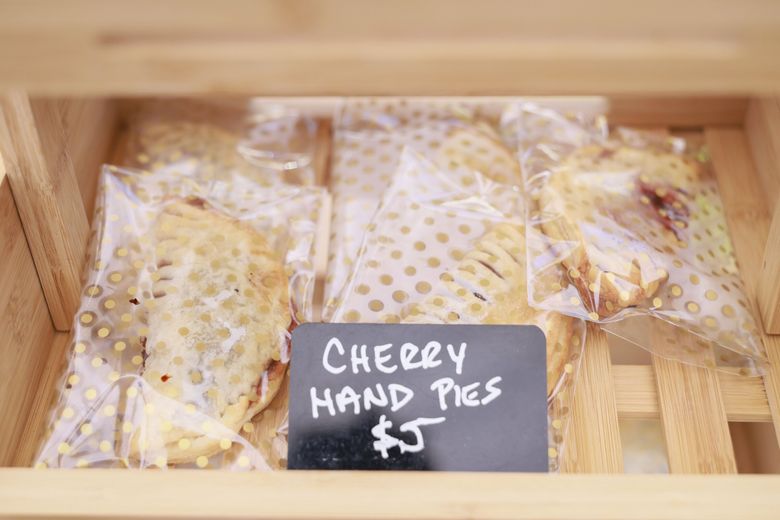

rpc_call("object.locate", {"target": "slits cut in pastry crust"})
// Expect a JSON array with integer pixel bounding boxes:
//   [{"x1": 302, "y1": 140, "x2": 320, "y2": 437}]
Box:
[
  {"x1": 129, "y1": 199, "x2": 290, "y2": 464},
  {"x1": 403, "y1": 223, "x2": 577, "y2": 397}
]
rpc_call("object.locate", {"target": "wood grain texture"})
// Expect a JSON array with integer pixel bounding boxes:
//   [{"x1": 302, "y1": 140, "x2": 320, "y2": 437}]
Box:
[
  {"x1": 0, "y1": 174, "x2": 55, "y2": 466},
  {"x1": 0, "y1": 97, "x2": 778, "y2": 518},
  {"x1": 745, "y1": 97, "x2": 780, "y2": 208},
  {"x1": 706, "y1": 127, "x2": 780, "y2": 450},
  {"x1": 758, "y1": 205, "x2": 780, "y2": 333},
  {"x1": 638, "y1": 169, "x2": 736, "y2": 475},
  {"x1": 0, "y1": 91, "x2": 90, "y2": 331},
  {"x1": 613, "y1": 365, "x2": 770, "y2": 422},
  {"x1": 11, "y1": 333, "x2": 69, "y2": 467},
  {"x1": 613, "y1": 365, "x2": 659, "y2": 420},
  {"x1": 744, "y1": 97, "x2": 780, "y2": 332},
  {"x1": 652, "y1": 353, "x2": 737, "y2": 474},
  {"x1": 0, "y1": 1, "x2": 779, "y2": 95},
  {"x1": 563, "y1": 325, "x2": 623, "y2": 473},
  {"x1": 1, "y1": 469, "x2": 780, "y2": 520},
  {"x1": 56, "y1": 99, "x2": 118, "y2": 219}
]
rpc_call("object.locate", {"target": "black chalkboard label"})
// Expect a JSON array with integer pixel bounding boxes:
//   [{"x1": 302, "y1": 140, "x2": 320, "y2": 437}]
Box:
[{"x1": 287, "y1": 323, "x2": 548, "y2": 472}]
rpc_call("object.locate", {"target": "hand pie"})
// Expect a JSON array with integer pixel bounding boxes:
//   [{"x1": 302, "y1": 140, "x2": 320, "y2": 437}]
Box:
[
  {"x1": 129, "y1": 200, "x2": 290, "y2": 463},
  {"x1": 403, "y1": 223, "x2": 578, "y2": 397},
  {"x1": 538, "y1": 145, "x2": 701, "y2": 319}
]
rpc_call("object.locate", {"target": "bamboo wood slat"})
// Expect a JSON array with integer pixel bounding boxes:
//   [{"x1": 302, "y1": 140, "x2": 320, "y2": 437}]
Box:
[
  {"x1": 10, "y1": 333, "x2": 69, "y2": 468},
  {"x1": 1, "y1": 469, "x2": 780, "y2": 520},
  {"x1": 652, "y1": 354, "x2": 736, "y2": 473},
  {"x1": 612, "y1": 366, "x2": 770, "y2": 422},
  {"x1": 1, "y1": 1, "x2": 780, "y2": 95},
  {"x1": 57, "y1": 99, "x2": 119, "y2": 219},
  {"x1": 745, "y1": 98, "x2": 780, "y2": 208},
  {"x1": 706, "y1": 127, "x2": 780, "y2": 450},
  {"x1": 745, "y1": 97, "x2": 780, "y2": 333},
  {"x1": 0, "y1": 171, "x2": 56, "y2": 466},
  {"x1": 0, "y1": 91, "x2": 89, "y2": 331},
  {"x1": 0, "y1": 94, "x2": 779, "y2": 519},
  {"x1": 759, "y1": 206, "x2": 780, "y2": 333},
  {"x1": 563, "y1": 326, "x2": 623, "y2": 473}
]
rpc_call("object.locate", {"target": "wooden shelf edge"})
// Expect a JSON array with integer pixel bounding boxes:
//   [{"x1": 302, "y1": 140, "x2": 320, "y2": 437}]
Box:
[{"x1": 0, "y1": 469, "x2": 778, "y2": 520}]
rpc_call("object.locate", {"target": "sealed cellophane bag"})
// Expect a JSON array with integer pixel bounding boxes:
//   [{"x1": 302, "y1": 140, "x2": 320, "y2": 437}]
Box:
[
  {"x1": 331, "y1": 149, "x2": 585, "y2": 471},
  {"x1": 123, "y1": 99, "x2": 319, "y2": 186},
  {"x1": 36, "y1": 158, "x2": 324, "y2": 469},
  {"x1": 324, "y1": 99, "x2": 522, "y2": 320},
  {"x1": 508, "y1": 103, "x2": 766, "y2": 374}
]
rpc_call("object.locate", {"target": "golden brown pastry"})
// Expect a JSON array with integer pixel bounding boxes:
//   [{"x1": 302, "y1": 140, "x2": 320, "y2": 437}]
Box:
[
  {"x1": 538, "y1": 144, "x2": 702, "y2": 319},
  {"x1": 403, "y1": 223, "x2": 577, "y2": 396},
  {"x1": 129, "y1": 200, "x2": 290, "y2": 463},
  {"x1": 436, "y1": 123, "x2": 522, "y2": 185}
]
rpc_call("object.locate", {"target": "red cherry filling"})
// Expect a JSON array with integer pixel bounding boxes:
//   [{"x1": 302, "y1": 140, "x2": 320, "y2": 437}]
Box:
[{"x1": 638, "y1": 178, "x2": 690, "y2": 240}]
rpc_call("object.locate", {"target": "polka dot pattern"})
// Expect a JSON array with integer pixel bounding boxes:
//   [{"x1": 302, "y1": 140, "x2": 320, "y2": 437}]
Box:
[
  {"x1": 329, "y1": 149, "x2": 580, "y2": 472},
  {"x1": 323, "y1": 99, "x2": 523, "y2": 320},
  {"x1": 330, "y1": 151, "x2": 521, "y2": 323},
  {"x1": 126, "y1": 100, "x2": 318, "y2": 187},
  {"x1": 36, "y1": 110, "x2": 322, "y2": 470},
  {"x1": 512, "y1": 106, "x2": 765, "y2": 374}
]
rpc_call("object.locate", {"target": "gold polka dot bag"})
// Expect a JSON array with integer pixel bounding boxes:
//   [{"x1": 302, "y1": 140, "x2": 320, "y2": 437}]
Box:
[
  {"x1": 507, "y1": 103, "x2": 767, "y2": 375},
  {"x1": 36, "y1": 149, "x2": 324, "y2": 470},
  {"x1": 331, "y1": 149, "x2": 585, "y2": 471},
  {"x1": 324, "y1": 98, "x2": 522, "y2": 320}
]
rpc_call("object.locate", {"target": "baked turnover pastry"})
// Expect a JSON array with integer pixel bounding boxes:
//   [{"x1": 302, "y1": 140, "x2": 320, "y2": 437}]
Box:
[
  {"x1": 520, "y1": 117, "x2": 765, "y2": 373},
  {"x1": 130, "y1": 199, "x2": 290, "y2": 463},
  {"x1": 538, "y1": 144, "x2": 702, "y2": 320},
  {"x1": 324, "y1": 100, "x2": 523, "y2": 321},
  {"x1": 403, "y1": 223, "x2": 577, "y2": 397}
]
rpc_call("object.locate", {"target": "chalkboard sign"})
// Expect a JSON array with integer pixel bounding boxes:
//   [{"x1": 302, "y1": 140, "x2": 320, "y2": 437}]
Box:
[{"x1": 287, "y1": 323, "x2": 548, "y2": 472}]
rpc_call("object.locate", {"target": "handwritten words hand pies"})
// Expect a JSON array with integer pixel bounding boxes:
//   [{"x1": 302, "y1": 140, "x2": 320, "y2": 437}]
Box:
[
  {"x1": 403, "y1": 223, "x2": 581, "y2": 397},
  {"x1": 129, "y1": 200, "x2": 290, "y2": 464}
]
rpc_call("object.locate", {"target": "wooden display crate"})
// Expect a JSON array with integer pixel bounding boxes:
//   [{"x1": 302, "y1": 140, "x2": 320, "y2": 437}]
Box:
[
  {"x1": 1, "y1": 2, "x2": 780, "y2": 518},
  {"x1": 0, "y1": 94, "x2": 778, "y2": 519}
]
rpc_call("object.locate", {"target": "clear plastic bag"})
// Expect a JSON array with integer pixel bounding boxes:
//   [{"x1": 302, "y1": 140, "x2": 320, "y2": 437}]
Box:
[
  {"x1": 35, "y1": 164, "x2": 324, "y2": 470},
  {"x1": 124, "y1": 99, "x2": 319, "y2": 187},
  {"x1": 324, "y1": 99, "x2": 522, "y2": 321},
  {"x1": 507, "y1": 103, "x2": 766, "y2": 375},
  {"x1": 331, "y1": 149, "x2": 585, "y2": 471},
  {"x1": 243, "y1": 101, "x2": 319, "y2": 186}
]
